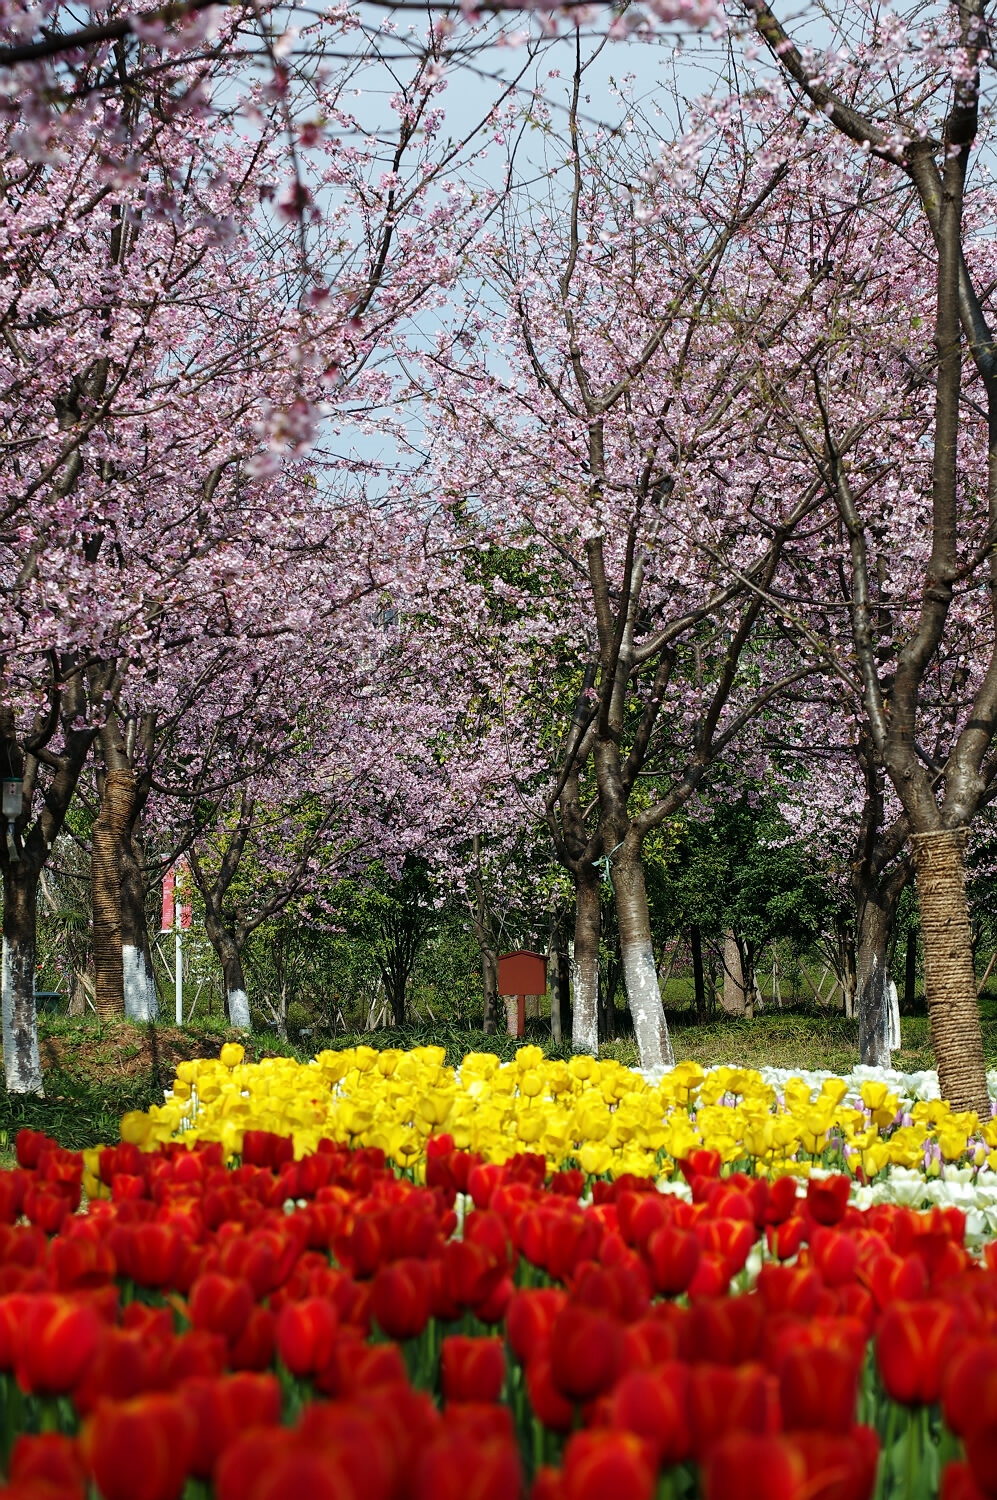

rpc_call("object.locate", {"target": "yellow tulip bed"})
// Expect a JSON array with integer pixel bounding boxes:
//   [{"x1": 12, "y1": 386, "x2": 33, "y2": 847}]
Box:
[{"x1": 108, "y1": 1045, "x2": 997, "y2": 1235}]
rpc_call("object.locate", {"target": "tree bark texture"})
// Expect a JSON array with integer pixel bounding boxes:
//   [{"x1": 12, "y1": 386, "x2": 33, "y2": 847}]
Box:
[
  {"x1": 481, "y1": 945, "x2": 499, "y2": 1037},
  {"x1": 856, "y1": 892, "x2": 893, "y2": 1069},
  {"x1": 610, "y1": 848, "x2": 673, "y2": 1072},
  {"x1": 911, "y1": 830, "x2": 989, "y2": 1115},
  {"x1": 572, "y1": 871, "x2": 600, "y2": 1056},
  {"x1": 2, "y1": 863, "x2": 43, "y2": 1094}
]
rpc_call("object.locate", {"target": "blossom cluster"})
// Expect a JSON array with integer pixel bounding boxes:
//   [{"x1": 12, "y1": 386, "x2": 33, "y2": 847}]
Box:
[
  {"x1": 135, "y1": 1046, "x2": 997, "y2": 1235},
  {"x1": 0, "y1": 1103, "x2": 996, "y2": 1500}
]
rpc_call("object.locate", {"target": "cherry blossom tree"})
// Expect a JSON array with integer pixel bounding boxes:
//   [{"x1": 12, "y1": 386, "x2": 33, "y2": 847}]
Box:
[
  {"x1": 407, "y1": 64, "x2": 886, "y2": 1071},
  {"x1": 731, "y1": 0, "x2": 997, "y2": 1111}
]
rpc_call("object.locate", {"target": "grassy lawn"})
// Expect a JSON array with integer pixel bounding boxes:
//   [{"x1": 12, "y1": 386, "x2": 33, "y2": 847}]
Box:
[{"x1": 0, "y1": 999, "x2": 993, "y2": 1153}]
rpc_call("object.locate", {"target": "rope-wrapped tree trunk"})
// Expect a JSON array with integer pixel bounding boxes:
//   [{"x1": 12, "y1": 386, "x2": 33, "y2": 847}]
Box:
[{"x1": 911, "y1": 829, "x2": 989, "y2": 1115}]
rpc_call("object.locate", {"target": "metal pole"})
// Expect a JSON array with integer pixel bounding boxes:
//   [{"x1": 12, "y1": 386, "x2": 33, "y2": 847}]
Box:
[{"x1": 175, "y1": 897, "x2": 183, "y2": 1025}]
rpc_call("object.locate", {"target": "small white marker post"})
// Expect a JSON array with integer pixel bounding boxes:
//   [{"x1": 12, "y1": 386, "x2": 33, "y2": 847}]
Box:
[{"x1": 175, "y1": 896, "x2": 183, "y2": 1025}]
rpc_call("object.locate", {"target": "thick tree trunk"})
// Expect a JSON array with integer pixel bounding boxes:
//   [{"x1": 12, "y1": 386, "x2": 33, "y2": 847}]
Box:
[
  {"x1": 610, "y1": 847, "x2": 673, "y2": 1073},
  {"x1": 92, "y1": 767, "x2": 135, "y2": 1022},
  {"x1": 121, "y1": 829, "x2": 157, "y2": 1021},
  {"x1": 2, "y1": 863, "x2": 43, "y2": 1095},
  {"x1": 911, "y1": 830, "x2": 989, "y2": 1114},
  {"x1": 691, "y1": 925, "x2": 706, "y2": 1024},
  {"x1": 856, "y1": 892, "x2": 892, "y2": 1069},
  {"x1": 572, "y1": 871, "x2": 600, "y2": 1056}
]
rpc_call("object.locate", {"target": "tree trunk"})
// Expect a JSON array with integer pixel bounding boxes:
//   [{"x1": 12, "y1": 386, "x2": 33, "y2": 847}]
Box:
[
  {"x1": 202, "y1": 908, "x2": 250, "y2": 1029},
  {"x1": 856, "y1": 891, "x2": 893, "y2": 1068},
  {"x1": 911, "y1": 830, "x2": 989, "y2": 1115},
  {"x1": 691, "y1": 925, "x2": 706, "y2": 1024},
  {"x1": 481, "y1": 945, "x2": 499, "y2": 1036},
  {"x1": 904, "y1": 926, "x2": 919, "y2": 1013},
  {"x1": 610, "y1": 845, "x2": 673, "y2": 1072},
  {"x1": 121, "y1": 829, "x2": 157, "y2": 1021},
  {"x1": 721, "y1": 932, "x2": 748, "y2": 1016},
  {"x1": 2, "y1": 862, "x2": 43, "y2": 1095},
  {"x1": 92, "y1": 767, "x2": 135, "y2": 1022},
  {"x1": 549, "y1": 926, "x2": 571, "y2": 1044},
  {"x1": 572, "y1": 870, "x2": 600, "y2": 1056}
]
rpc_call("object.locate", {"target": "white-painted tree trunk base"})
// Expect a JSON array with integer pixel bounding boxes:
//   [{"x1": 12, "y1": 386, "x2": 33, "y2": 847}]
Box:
[
  {"x1": 2, "y1": 937, "x2": 43, "y2": 1095},
  {"x1": 888, "y1": 979, "x2": 901, "y2": 1052},
  {"x1": 228, "y1": 988, "x2": 251, "y2": 1029},
  {"x1": 622, "y1": 937, "x2": 673, "y2": 1076},
  {"x1": 123, "y1": 945, "x2": 158, "y2": 1022},
  {"x1": 571, "y1": 959, "x2": 598, "y2": 1055}
]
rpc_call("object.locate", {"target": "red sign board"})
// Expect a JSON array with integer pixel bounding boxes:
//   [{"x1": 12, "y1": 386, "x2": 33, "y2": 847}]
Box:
[{"x1": 498, "y1": 950, "x2": 547, "y2": 997}]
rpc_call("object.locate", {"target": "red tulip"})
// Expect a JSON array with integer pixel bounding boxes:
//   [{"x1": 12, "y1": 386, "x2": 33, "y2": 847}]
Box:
[
  {"x1": 526, "y1": 1356, "x2": 575, "y2": 1432},
  {"x1": 530, "y1": 1466, "x2": 565, "y2": 1500},
  {"x1": 812, "y1": 1228, "x2": 859, "y2": 1288},
  {"x1": 441, "y1": 1336, "x2": 505, "y2": 1403},
  {"x1": 560, "y1": 1430, "x2": 655, "y2": 1500},
  {"x1": 371, "y1": 1258, "x2": 432, "y2": 1341},
  {"x1": 228, "y1": 1305, "x2": 276, "y2": 1372},
  {"x1": 877, "y1": 1300, "x2": 962, "y2": 1405},
  {"x1": 276, "y1": 1297, "x2": 339, "y2": 1376},
  {"x1": 23, "y1": 1186, "x2": 73, "y2": 1235},
  {"x1": 621, "y1": 1315, "x2": 680, "y2": 1369},
  {"x1": 689, "y1": 1295, "x2": 764, "y2": 1365},
  {"x1": 179, "y1": 1372, "x2": 282, "y2": 1478},
  {"x1": 689, "y1": 1362, "x2": 770, "y2": 1457},
  {"x1": 442, "y1": 1402, "x2": 516, "y2": 1446},
  {"x1": 0, "y1": 1170, "x2": 28, "y2": 1224},
  {"x1": 695, "y1": 1217, "x2": 756, "y2": 1277},
  {"x1": 687, "y1": 1252, "x2": 730, "y2": 1299},
  {"x1": 943, "y1": 1340, "x2": 997, "y2": 1439},
  {"x1": 757, "y1": 1263, "x2": 822, "y2": 1316},
  {"x1": 765, "y1": 1178, "x2": 801, "y2": 1225},
  {"x1": 16, "y1": 1295, "x2": 101, "y2": 1395},
  {"x1": 188, "y1": 1273, "x2": 254, "y2": 1343},
  {"x1": 807, "y1": 1176, "x2": 852, "y2": 1227},
  {"x1": 72, "y1": 1329, "x2": 152, "y2": 1414},
  {"x1": 966, "y1": 1428, "x2": 997, "y2": 1499},
  {"x1": 82, "y1": 1394, "x2": 196, "y2": 1500},
  {"x1": 9, "y1": 1433, "x2": 86, "y2": 1497},
  {"x1": 506, "y1": 1289, "x2": 566, "y2": 1364},
  {"x1": 702, "y1": 1433, "x2": 806, "y2": 1500},
  {"x1": 789, "y1": 1428, "x2": 879, "y2": 1500},
  {"x1": 778, "y1": 1342, "x2": 861, "y2": 1433},
  {"x1": 599, "y1": 1363, "x2": 692, "y2": 1465},
  {"x1": 549, "y1": 1304, "x2": 623, "y2": 1402},
  {"x1": 413, "y1": 1433, "x2": 522, "y2": 1500},
  {"x1": 943, "y1": 1462, "x2": 991, "y2": 1500},
  {"x1": 767, "y1": 1217, "x2": 807, "y2": 1261},
  {"x1": 15, "y1": 1128, "x2": 51, "y2": 1169},
  {"x1": 647, "y1": 1225, "x2": 700, "y2": 1295}
]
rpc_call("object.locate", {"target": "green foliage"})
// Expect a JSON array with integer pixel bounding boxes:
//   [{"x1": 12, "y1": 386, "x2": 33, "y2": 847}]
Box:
[{"x1": 645, "y1": 797, "x2": 837, "y2": 955}]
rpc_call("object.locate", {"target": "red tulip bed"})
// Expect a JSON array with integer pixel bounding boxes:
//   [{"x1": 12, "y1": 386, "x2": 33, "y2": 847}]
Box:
[{"x1": 0, "y1": 1127, "x2": 995, "y2": 1500}]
